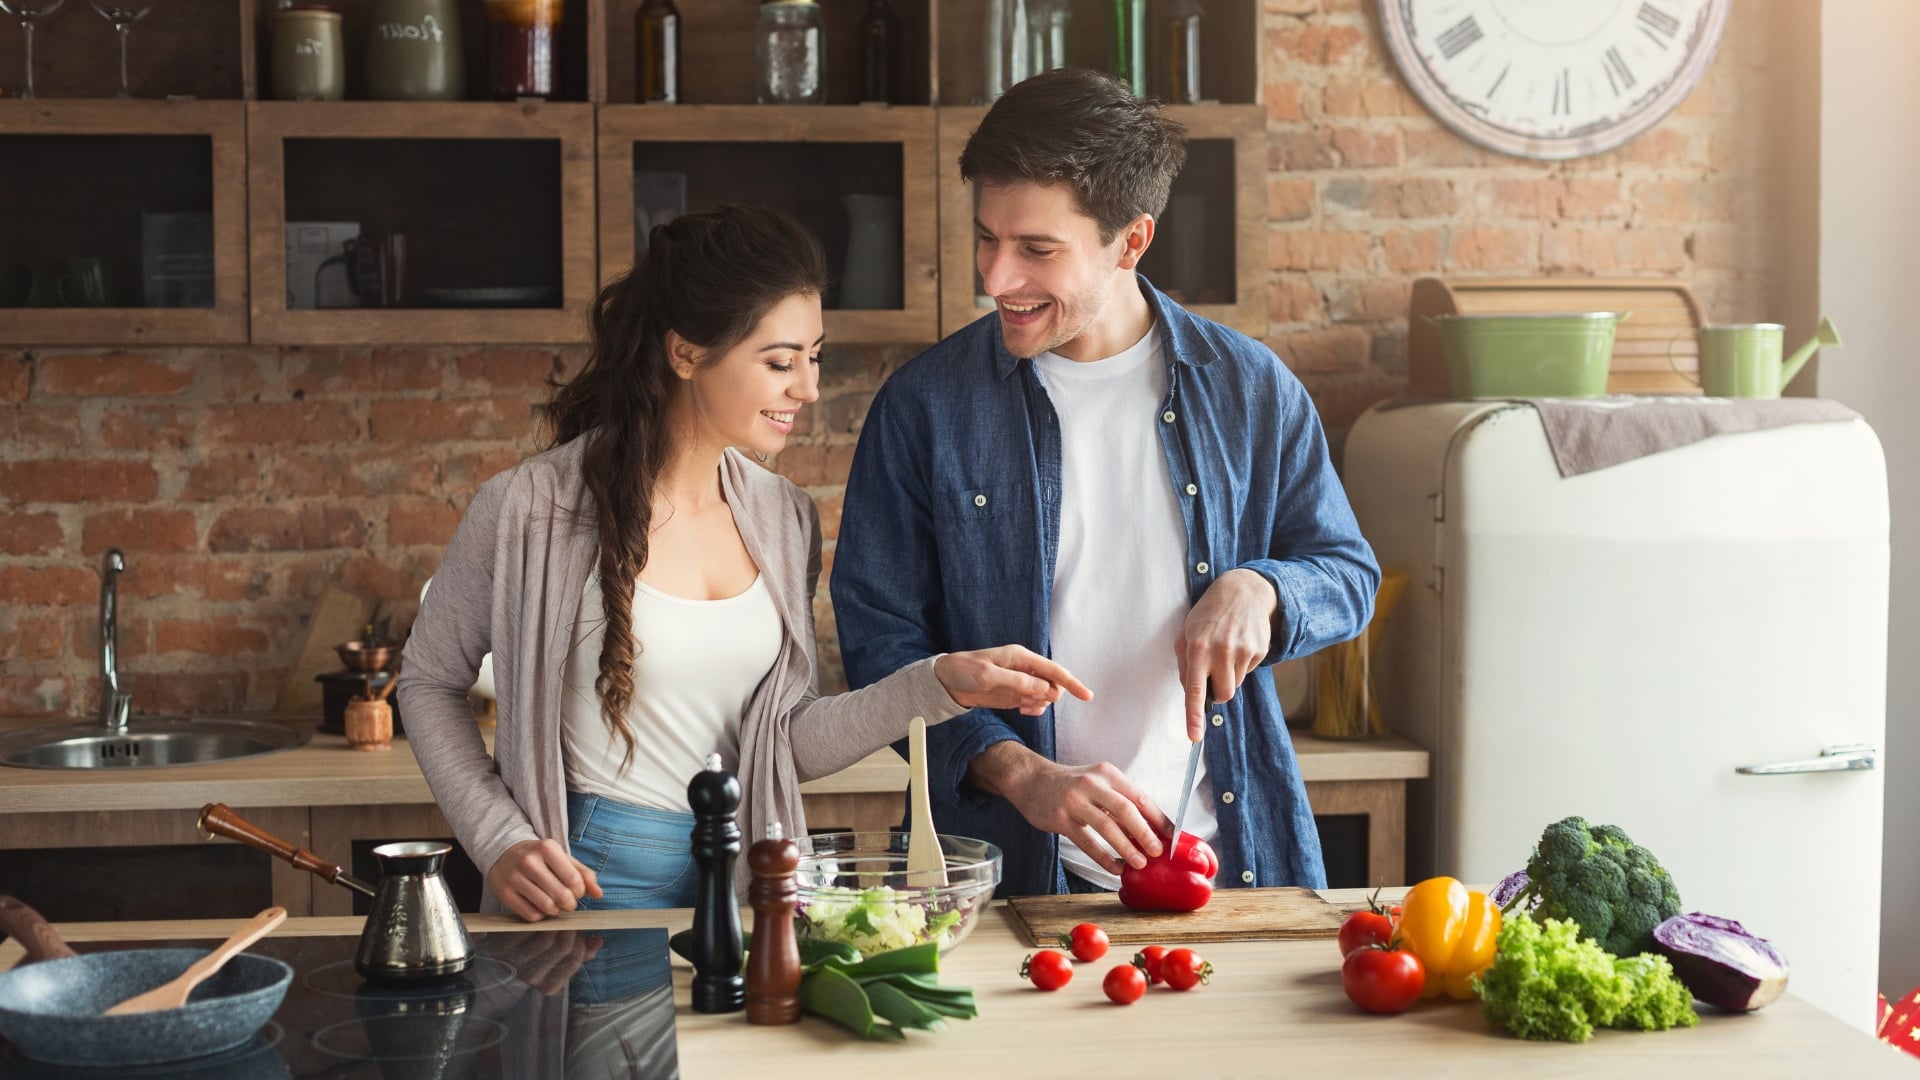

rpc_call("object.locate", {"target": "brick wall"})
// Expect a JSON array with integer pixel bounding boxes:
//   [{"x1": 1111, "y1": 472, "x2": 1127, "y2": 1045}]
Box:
[{"x1": 0, "y1": 5, "x2": 1788, "y2": 717}]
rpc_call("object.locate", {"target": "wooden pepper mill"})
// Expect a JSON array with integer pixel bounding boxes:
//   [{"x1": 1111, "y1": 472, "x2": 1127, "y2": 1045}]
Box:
[
  {"x1": 687, "y1": 752, "x2": 745, "y2": 1013},
  {"x1": 746, "y1": 821, "x2": 802, "y2": 1025},
  {"x1": 344, "y1": 672, "x2": 396, "y2": 751}
]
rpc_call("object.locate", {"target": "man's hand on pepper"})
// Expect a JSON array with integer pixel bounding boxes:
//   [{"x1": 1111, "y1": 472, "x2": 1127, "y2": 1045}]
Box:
[
  {"x1": 1175, "y1": 568, "x2": 1279, "y2": 740},
  {"x1": 965, "y1": 741, "x2": 1171, "y2": 874}
]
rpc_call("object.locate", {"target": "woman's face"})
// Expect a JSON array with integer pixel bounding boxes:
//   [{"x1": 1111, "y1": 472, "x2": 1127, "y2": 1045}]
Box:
[{"x1": 676, "y1": 292, "x2": 825, "y2": 458}]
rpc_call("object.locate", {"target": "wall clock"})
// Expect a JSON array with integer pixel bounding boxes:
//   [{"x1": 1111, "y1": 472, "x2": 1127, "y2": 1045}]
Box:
[{"x1": 1378, "y1": 1, "x2": 1731, "y2": 160}]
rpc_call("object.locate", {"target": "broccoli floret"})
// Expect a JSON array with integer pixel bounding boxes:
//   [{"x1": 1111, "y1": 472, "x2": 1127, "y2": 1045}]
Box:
[{"x1": 1507, "y1": 816, "x2": 1683, "y2": 959}]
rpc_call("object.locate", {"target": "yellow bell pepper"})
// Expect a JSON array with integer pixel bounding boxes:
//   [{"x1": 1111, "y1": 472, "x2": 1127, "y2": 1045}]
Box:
[{"x1": 1394, "y1": 876, "x2": 1503, "y2": 1000}]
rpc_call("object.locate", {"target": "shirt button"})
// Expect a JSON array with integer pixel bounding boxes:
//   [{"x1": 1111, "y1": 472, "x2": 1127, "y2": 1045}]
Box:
[
  {"x1": 973, "y1": 494, "x2": 987, "y2": 507},
  {"x1": 1184, "y1": 483, "x2": 1197, "y2": 496},
  {"x1": 1220, "y1": 791, "x2": 1235, "y2": 804},
  {"x1": 1195, "y1": 561, "x2": 1210, "y2": 575},
  {"x1": 1241, "y1": 869, "x2": 1255, "y2": 884},
  {"x1": 1162, "y1": 410, "x2": 1176, "y2": 424},
  {"x1": 1210, "y1": 714, "x2": 1224, "y2": 727}
]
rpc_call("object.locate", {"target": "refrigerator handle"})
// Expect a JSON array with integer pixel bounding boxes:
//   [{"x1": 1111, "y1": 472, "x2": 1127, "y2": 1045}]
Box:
[{"x1": 1735, "y1": 743, "x2": 1878, "y2": 775}]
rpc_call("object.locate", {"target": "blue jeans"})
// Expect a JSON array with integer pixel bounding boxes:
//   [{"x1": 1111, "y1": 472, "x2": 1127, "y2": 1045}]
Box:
[{"x1": 565, "y1": 791, "x2": 698, "y2": 910}]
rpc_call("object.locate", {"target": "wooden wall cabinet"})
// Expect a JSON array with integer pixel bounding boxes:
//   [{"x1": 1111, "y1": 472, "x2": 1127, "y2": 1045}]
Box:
[
  {"x1": 599, "y1": 104, "x2": 940, "y2": 344},
  {"x1": 247, "y1": 101, "x2": 598, "y2": 345},
  {"x1": 0, "y1": 100, "x2": 249, "y2": 345},
  {"x1": 1, "y1": 0, "x2": 1265, "y2": 349}
]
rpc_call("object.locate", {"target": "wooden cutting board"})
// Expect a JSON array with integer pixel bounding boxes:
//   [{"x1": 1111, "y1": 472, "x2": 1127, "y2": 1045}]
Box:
[{"x1": 1006, "y1": 887, "x2": 1352, "y2": 947}]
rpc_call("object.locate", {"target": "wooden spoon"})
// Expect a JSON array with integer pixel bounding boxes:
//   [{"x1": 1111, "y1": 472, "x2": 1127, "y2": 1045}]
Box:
[
  {"x1": 102, "y1": 906, "x2": 286, "y2": 1015},
  {"x1": 905, "y1": 716, "x2": 949, "y2": 888}
]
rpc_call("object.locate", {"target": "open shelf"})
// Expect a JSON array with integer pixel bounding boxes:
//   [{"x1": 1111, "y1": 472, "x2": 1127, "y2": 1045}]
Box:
[
  {"x1": 0, "y1": 100, "x2": 248, "y2": 345},
  {"x1": 0, "y1": 2, "x2": 246, "y2": 100},
  {"x1": 937, "y1": 103, "x2": 1264, "y2": 339},
  {"x1": 599, "y1": 104, "x2": 939, "y2": 343},
  {"x1": 247, "y1": 101, "x2": 595, "y2": 345}
]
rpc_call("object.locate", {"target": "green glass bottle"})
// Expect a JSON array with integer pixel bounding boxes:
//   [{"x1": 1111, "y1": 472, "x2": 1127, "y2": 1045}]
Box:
[{"x1": 1112, "y1": 0, "x2": 1146, "y2": 96}]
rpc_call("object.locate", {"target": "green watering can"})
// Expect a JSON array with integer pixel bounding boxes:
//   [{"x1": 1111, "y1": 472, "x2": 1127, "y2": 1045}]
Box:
[{"x1": 1673, "y1": 317, "x2": 1842, "y2": 398}]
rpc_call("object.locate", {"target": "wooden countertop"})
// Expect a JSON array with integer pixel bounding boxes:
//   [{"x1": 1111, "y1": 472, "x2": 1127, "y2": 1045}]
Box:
[
  {"x1": 0, "y1": 724, "x2": 1425, "y2": 814},
  {"x1": 1, "y1": 893, "x2": 1900, "y2": 1078}
]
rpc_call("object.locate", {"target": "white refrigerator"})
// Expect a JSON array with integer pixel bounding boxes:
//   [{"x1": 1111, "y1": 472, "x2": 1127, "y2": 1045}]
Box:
[{"x1": 1341, "y1": 401, "x2": 1888, "y2": 1032}]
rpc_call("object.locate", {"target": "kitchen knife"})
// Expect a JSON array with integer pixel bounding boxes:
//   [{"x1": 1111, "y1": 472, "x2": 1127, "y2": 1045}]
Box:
[{"x1": 1165, "y1": 734, "x2": 1204, "y2": 863}]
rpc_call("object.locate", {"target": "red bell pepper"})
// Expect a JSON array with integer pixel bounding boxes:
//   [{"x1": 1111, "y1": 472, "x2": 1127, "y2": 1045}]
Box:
[{"x1": 1117, "y1": 831, "x2": 1219, "y2": 912}]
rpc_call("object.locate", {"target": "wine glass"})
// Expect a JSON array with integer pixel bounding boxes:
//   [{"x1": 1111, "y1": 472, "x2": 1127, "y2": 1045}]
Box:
[
  {"x1": 88, "y1": 0, "x2": 151, "y2": 98},
  {"x1": 0, "y1": 0, "x2": 66, "y2": 99}
]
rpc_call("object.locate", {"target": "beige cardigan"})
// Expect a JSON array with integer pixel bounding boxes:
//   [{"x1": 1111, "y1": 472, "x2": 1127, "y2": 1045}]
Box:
[{"x1": 397, "y1": 436, "x2": 965, "y2": 911}]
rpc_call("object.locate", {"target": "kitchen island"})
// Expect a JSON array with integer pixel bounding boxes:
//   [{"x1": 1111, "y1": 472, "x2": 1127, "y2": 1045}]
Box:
[{"x1": 0, "y1": 895, "x2": 1905, "y2": 1078}]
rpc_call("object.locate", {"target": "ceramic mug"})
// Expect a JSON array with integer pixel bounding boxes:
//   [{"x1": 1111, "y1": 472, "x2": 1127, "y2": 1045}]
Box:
[
  {"x1": 0, "y1": 264, "x2": 56, "y2": 307},
  {"x1": 316, "y1": 233, "x2": 409, "y2": 308}
]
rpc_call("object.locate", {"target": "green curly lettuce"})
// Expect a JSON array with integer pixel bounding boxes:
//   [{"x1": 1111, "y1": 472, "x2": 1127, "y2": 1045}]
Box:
[{"x1": 1473, "y1": 916, "x2": 1697, "y2": 1042}]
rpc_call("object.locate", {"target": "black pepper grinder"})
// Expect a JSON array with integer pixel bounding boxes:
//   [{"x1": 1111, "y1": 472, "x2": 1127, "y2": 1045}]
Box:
[
  {"x1": 687, "y1": 752, "x2": 746, "y2": 1013},
  {"x1": 746, "y1": 821, "x2": 802, "y2": 1025}
]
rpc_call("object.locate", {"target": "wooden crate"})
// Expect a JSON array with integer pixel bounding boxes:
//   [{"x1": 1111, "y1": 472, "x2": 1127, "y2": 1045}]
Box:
[{"x1": 1408, "y1": 277, "x2": 1708, "y2": 397}]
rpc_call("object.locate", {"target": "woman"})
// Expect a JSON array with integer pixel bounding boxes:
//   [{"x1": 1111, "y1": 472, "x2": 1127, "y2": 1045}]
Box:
[{"x1": 399, "y1": 206, "x2": 1088, "y2": 922}]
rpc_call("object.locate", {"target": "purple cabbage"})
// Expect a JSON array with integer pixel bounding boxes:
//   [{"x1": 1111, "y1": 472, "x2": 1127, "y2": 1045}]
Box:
[
  {"x1": 1489, "y1": 869, "x2": 1532, "y2": 910},
  {"x1": 1651, "y1": 912, "x2": 1790, "y2": 1012}
]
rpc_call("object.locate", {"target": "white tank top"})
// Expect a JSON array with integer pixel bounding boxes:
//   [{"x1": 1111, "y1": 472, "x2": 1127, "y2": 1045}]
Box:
[{"x1": 560, "y1": 570, "x2": 783, "y2": 812}]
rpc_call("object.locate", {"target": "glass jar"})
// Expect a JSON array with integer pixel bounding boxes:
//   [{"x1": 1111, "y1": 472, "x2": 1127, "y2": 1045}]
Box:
[
  {"x1": 1029, "y1": 0, "x2": 1070, "y2": 79},
  {"x1": 983, "y1": 0, "x2": 1028, "y2": 102},
  {"x1": 635, "y1": 0, "x2": 679, "y2": 103},
  {"x1": 483, "y1": 0, "x2": 564, "y2": 100},
  {"x1": 757, "y1": 0, "x2": 825, "y2": 105}
]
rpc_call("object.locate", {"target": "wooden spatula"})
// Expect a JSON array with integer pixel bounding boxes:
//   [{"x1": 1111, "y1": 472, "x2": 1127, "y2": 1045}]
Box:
[
  {"x1": 103, "y1": 906, "x2": 287, "y2": 1015},
  {"x1": 905, "y1": 716, "x2": 949, "y2": 888}
]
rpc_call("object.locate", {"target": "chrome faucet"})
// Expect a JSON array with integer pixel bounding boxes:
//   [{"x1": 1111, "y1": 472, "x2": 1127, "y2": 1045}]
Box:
[{"x1": 99, "y1": 548, "x2": 131, "y2": 731}]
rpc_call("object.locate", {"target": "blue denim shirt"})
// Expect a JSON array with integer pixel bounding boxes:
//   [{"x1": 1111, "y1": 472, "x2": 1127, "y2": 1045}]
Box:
[{"x1": 830, "y1": 276, "x2": 1380, "y2": 897}]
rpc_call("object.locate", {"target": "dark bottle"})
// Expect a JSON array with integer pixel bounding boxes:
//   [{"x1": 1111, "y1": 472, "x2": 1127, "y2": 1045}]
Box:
[
  {"x1": 484, "y1": 0, "x2": 564, "y2": 100},
  {"x1": 1158, "y1": 0, "x2": 1202, "y2": 104},
  {"x1": 636, "y1": 0, "x2": 680, "y2": 103},
  {"x1": 1112, "y1": 0, "x2": 1146, "y2": 97},
  {"x1": 858, "y1": 0, "x2": 902, "y2": 104},
  {"x1": 687, "y1": 753, "x2": 745, "y2": 1014}
]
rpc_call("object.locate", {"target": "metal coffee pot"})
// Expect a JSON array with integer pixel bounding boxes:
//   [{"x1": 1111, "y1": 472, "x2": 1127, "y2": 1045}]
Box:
[{"x1": 198, "y1": 803, "x2": 474, "y2": 982}]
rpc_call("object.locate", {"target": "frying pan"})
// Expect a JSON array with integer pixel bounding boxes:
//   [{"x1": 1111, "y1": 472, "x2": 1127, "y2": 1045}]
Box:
[{"x1": 0, "y1": 896, "x2": 292, "y2": 1069}]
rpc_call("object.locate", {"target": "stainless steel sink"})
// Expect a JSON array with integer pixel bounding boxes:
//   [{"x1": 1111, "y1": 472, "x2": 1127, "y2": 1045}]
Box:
[{"x1": 0, "y1": 717, "x2": 311, "y2": 770}]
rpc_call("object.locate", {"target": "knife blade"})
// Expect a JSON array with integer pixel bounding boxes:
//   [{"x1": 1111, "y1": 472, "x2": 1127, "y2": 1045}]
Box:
[{"x1": 1166, "y1": 734, "x2": 1204, "y2": 862}]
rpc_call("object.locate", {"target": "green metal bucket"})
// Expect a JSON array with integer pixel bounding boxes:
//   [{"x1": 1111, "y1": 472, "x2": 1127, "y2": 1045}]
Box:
[{"x1": 1429, "y1": 312, "x2": 1628, "y2": 398}]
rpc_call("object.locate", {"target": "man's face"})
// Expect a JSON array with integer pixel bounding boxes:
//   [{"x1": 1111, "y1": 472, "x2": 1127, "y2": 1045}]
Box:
[{"x1": 975, "y1": 180, "x2": 1140, "y2": 360}]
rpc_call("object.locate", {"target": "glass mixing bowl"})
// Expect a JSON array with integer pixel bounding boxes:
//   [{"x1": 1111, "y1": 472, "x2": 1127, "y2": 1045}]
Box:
[{"x1": 791, "y1": 832, "x2": 1002, "y2": 957}]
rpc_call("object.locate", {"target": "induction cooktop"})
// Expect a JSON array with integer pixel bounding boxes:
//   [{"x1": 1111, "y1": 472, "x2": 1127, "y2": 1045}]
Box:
[{"x1": 0, "y1": 927, "x2": 679, "y2": 1079}]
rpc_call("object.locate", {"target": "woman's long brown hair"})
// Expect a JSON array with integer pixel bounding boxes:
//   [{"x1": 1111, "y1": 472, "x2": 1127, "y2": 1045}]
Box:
[{"x1": 542, "y1": 205, "x2": 829, "y2": 772}]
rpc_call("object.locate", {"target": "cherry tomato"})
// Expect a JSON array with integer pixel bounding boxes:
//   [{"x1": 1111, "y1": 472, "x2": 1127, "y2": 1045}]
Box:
[
  {"x1": 1341, "y1": 943, "x2": 1424, "y2": 1015},
  {"x1": 1134, "y1": 944, "x2": 1169, "y2": 984},
  {"x1": 1160, "y1": 947, "x2": 1212, "y2": 991},
  {"x1": 1061, "y1": 922, "x2": 1110, "y2": 962},
  {"x1": 1020, "y1": 950, "x2": 1073, "y2": 991},
  {"x1": 1338, "y1": 887, "x2": 1397, "y2": 959},
  {"x1": 1103, "y1": 962, "x2": 1147, "y2": 1004}
]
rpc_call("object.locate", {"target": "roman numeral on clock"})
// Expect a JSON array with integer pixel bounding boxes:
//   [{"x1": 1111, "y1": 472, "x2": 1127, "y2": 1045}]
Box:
[
  {"x1": 1638, "y1": 2, "x2": 1681, "y2": 48},
  {"x1": 1604, "y1": 46, "x2": 1637, "y2": 94},
  {"x1": 1435, "y1": 14, "x2": 1484, "y2": 60},
  {"x1": 1551, "y1": 68, "x2": 1570, "y2": 115}
]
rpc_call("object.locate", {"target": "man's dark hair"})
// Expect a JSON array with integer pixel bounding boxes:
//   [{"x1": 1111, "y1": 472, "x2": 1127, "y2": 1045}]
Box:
[{"x1": 960, "y1": 68, "x2": 1188, "y2": 244}]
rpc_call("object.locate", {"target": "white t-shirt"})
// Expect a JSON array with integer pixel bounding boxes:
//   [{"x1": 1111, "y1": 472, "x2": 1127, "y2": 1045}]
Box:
[
  {"x1": 560, "y1": 570, "x2": 783, "y2": 812},
  {"x1": 1033, "y1": 327, "x2": 1217, "y2": 890}
]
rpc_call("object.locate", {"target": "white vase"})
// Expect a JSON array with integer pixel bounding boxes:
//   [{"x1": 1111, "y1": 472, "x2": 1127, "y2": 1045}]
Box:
[{"x1": 840, "y1": 193, "x2": 903, "y2": 310}]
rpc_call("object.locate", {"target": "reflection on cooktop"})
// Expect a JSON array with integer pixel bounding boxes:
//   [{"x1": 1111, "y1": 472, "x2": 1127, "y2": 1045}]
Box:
[{"x1": 0, "y1": 929, "x2": 678, "y2": 1080}]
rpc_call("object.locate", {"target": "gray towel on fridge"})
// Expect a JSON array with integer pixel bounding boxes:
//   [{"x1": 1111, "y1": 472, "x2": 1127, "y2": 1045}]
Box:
[{"x1": 1522, "y1": 395, "x2": 1861, "y2": 476}]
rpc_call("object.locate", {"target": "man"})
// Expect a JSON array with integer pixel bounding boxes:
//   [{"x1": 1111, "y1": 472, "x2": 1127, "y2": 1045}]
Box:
[{"x1": 831, "y1": 68, "x2": 1380, "y2": 897}]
